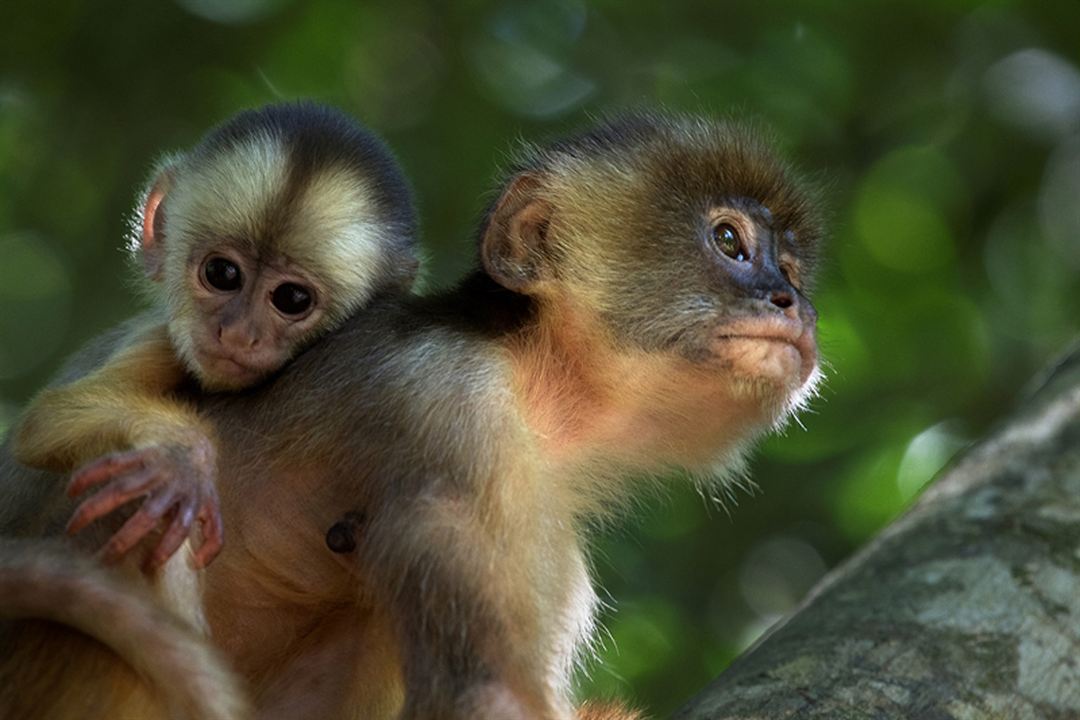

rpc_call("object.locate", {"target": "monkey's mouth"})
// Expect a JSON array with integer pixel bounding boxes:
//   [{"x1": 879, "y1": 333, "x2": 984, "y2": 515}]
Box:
[
  {"x1": 711, "y1": 317, "x2": 818, "y2": 385},
  {"x1": 195, "y1": 350, "x2": 269, "y2": 386}
]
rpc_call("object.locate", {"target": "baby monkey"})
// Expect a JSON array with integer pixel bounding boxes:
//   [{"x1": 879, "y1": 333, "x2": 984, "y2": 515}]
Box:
[{"x1": 12, "y1": 101, "x2": 417, "y2": 570}]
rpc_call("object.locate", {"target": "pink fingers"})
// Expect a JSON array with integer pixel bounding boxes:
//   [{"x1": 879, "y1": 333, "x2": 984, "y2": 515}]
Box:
[
  {"x1": 193, "y1": 500, "x2": 225, "y2": 569},
  {"x1": 66, "y1": 467, "x2": 159, "y2": 535},
  {"x1": 68, "y1": 450, "x2": 148, "y2": 498},
  {"x1": 100, "y1": 491, "x2": 178, "y2": 565},
  {"x1": 146, "y1": 502, "x2": 197, "y2": 571}
]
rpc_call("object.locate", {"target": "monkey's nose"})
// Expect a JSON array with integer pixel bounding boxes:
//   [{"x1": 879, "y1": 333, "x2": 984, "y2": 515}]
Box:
[
  {"x1": 768, "y1": 289, "x2": 803, "y2": 321},
  {"x1": 769, "y1": 290, "x2": 793, "y2": 310},
  {"x1": 218, "y1": 323, "x2": 260, "y2": 350}
]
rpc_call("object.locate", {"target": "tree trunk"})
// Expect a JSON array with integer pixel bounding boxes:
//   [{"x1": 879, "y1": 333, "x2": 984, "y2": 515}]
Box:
[{"x1": 674, "y1": 343, "x2": 1080, "y2": 720}]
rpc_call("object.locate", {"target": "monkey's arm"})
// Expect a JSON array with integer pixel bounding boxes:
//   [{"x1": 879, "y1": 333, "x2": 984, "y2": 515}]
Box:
[
  {"x1": 12, "y1": 323, "x2": 223, "y2": 569},
  {"x1": 356, "y1": 475, "x2": 584, "y2": 720},
  {"x1": 14, "y1": 323, "x2": 192, "y2": 470}
]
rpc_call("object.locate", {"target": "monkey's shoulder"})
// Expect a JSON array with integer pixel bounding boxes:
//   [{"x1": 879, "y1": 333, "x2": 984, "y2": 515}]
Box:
[{"x1": 44, "y1": 310, "x2": 166, "y2": 388}]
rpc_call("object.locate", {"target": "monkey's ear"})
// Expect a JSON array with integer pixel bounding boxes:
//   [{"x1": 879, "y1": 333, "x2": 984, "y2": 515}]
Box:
[
  {"x1": 481, "y1": 173, "x2": 554, "y2": 294},
  {"x1": 139, "y1": 168, "x2": 174, "y2": 281}
]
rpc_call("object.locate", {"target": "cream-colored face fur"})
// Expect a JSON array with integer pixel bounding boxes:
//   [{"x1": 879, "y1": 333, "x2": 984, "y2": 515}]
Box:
[{"x1": 142, "y1": 132, "x2": 395, "y2": 391}]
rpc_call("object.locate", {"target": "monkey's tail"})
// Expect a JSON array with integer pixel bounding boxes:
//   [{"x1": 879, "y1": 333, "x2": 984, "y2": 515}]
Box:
[
  {"x1": 578, "y1": 700, "x2": 645, "y2": 720},
  {"x1": 0, "y1": 538, "x2": 252, "y2": 720}
]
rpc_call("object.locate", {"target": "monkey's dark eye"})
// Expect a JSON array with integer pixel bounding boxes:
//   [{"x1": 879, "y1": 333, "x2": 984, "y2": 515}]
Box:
[
  {"x1": 204, "y1": 258, "x2": 242, "y2": 291},
  {"x1": 272, "y1": 283, "x2": 313, "y2": 316},
  {"x1": 711, "y1": 223, "x2": 748, "y2": 262}
]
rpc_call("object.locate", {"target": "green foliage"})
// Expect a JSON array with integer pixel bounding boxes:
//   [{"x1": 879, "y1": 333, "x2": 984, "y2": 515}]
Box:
[{"x1": 1, "y1": 1, "x2": 1077, "y2": 715}]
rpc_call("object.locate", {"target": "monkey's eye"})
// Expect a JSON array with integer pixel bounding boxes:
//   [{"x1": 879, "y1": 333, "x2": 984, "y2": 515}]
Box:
[
  {"x1": 711, "y1": 223, "x2": 748, "y2": 262},
  {"x1": 271, "y1": 283, "x2": 313, "y2": 316},
  {"x1": 204, "y1": 257, "x2": 242, "y2": 291}
]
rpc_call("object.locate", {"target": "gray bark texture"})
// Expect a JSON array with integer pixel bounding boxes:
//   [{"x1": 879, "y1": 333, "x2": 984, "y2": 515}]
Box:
[{"x1": 674, "y1": 343, "x2": 1080, "y2": 720}]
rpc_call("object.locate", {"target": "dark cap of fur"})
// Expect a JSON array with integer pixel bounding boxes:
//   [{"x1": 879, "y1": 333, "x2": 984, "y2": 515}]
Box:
[{"x1": 191, "y1": 101, "x2": 418, "y2": 254}]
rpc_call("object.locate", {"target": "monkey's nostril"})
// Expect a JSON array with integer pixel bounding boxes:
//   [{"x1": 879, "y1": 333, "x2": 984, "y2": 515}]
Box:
[{"x1": 770, "y1": 291, "x2": 794, "y2": 310}]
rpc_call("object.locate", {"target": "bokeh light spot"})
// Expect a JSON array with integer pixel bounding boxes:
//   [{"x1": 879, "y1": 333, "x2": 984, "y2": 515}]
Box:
[
  {"x1": 174, "y1": 0, "x2": 293, "y2": 25},
  {"x1": 896, "y1": 421, "x2": 969, "y2": 501},
  {"x1": 984, "y1": 48, "x2": 1080, "y2": 141},
  {"x1": 470, "y1": 0, "x2": 594, "y2": 118},
  {"x1": 737, "y1": 535, "x2": 827, "y2": 618},
  {"x1": 853, "y1": 146, "x2": 963, "y2": 274}
]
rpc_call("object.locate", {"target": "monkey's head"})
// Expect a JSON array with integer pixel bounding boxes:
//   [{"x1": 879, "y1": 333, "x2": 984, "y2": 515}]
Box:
[
  {"x1": 131, "y1": 102, "x2": 418, "y2": 391},
  {"x1": 482, "y1": 112, "x2": 824, "y2": 453}
]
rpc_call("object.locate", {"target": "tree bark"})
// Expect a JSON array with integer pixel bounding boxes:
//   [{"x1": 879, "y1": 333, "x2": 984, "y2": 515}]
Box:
[{"x1": 674, "y1": 343, "x2": 1080, "y2": 720}]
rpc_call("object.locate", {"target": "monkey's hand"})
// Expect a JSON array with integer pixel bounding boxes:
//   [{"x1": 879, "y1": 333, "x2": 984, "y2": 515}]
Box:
[{"x1": 65, "y1": 436, "x2": 224, "y2": 572}]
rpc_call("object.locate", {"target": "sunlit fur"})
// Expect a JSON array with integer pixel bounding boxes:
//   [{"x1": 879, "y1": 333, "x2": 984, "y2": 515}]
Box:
[
  {"x1": 3, "y1": 103, "x2": 419, "y2": 720},
  {"x1": 129, "y1": 102, "x2": 418, "y2": 388},
  {"x1": 184, "y1": 110, "x2": 827, "y2": 719},
  {"x1": 0, "y1": 538, "x2": 250, "y2": 720},
  {"x1": 497, "y1": 112, "x2": 825, "y2": 498},
  {"x1": 2, "y1": 110, "x2": 823, "y2": 720}
]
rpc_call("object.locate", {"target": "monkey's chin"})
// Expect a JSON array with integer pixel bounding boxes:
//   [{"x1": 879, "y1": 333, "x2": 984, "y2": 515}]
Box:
[{"x1": 711, "y1": 337, "x2": 814, "y2": 402}]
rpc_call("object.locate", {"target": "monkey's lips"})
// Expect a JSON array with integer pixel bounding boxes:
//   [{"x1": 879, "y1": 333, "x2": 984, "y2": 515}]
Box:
[
  {"x1": 711, "y1": 317, "x2": 818, "y2": 387},
  {"x1": 195, "y1": 350, "x2": 272, "y2": 389}
]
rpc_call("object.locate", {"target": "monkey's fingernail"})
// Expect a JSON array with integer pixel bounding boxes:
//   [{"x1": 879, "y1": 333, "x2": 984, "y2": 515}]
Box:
[{"x1": 325, "y1": 521, "x2": 357, "y2": 554}]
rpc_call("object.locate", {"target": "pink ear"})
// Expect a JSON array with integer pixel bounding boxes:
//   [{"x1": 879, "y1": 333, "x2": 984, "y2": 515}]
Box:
[
  {"x1": 140, "y1": 173, "x2": 171, "y2": 281},
  {"x1": 480, "y1": 173, "x2": 554, "y2": 294}
]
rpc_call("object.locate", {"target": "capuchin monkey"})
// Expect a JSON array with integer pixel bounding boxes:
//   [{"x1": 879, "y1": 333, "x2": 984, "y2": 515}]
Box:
[
  {"x1": 12, "y1": 100, "x2": 417, "y2": 571},
  {"x1": 2, "y1": 111, "x2": 822, "y2": 720},
  {"x1": 0, "y1": 101, "x2": 417, "y2": 719},
  {"x1": 190, "y1": 111, "x2": 824, "y2": 719}
]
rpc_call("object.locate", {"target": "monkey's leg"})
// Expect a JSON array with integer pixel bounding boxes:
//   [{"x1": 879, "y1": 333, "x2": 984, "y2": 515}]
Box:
[{"x1": 12, "y1": 324, "x2": 223, "y2": 568}]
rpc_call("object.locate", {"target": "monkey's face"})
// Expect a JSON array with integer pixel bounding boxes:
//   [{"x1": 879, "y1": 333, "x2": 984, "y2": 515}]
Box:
[
  {"x1": 556, "y1": 170, "x2": 820, "y2": 410},
  {"x1": 697, "y1": 201, "x2": 819, "y2": 394},
  {"x1": 167, "y1": 248, "x2": 332, "y2": 391},
  {"x1": 136, "y1": 123, "x2": 419, "y2": 393},
  {"x1": 589, "y1": 200, "x2": 818, "y2": 416},
  {"x1": 484, "y1": 116, "x2": 824, "y2": 429}
]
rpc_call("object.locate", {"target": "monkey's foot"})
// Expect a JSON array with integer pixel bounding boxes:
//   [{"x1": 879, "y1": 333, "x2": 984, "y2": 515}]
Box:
[{"x1": 66, "y1": 439, "x2": 224, "y2": 571}]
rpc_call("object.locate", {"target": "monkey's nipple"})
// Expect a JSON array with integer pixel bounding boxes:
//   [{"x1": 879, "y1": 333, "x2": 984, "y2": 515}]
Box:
[{"x1": 325, "y1": 511, "x2": 366, "y2": 554}]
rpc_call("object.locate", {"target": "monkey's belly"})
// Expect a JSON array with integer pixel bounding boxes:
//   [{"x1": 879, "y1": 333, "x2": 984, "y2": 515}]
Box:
[
  {"x1": 204, "y1": 530, "x2": 403, "y2": 719},
  {"x1": 206, "y1": 466, "x2": 358, "y2": 668}
]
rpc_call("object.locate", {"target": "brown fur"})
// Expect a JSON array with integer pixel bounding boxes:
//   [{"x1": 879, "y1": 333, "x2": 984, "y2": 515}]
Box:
[
  {"x1": 0, "y1": 539, "x2": 250, "y2": 720},
  {"x1": 576, "y1": 701, "x2": 643, "y2": 720},
  {"x1": 1, "y1": 103, "x2": 416, "y2": 719},
  {"x1": 191, "y1": 111, "x2": 823, "y2": 718},
  {"x1": 2, "y1": 111, "x2": 823, "y2": 719}
]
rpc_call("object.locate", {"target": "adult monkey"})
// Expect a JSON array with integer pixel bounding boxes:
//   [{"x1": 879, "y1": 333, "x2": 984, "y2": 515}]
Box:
[
  {"x1": 200, "y1": 111, "x2": 824, "y2": 719},
  {"x1": 1, "y1": 111, "x2": 823, "y2": 719}
]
